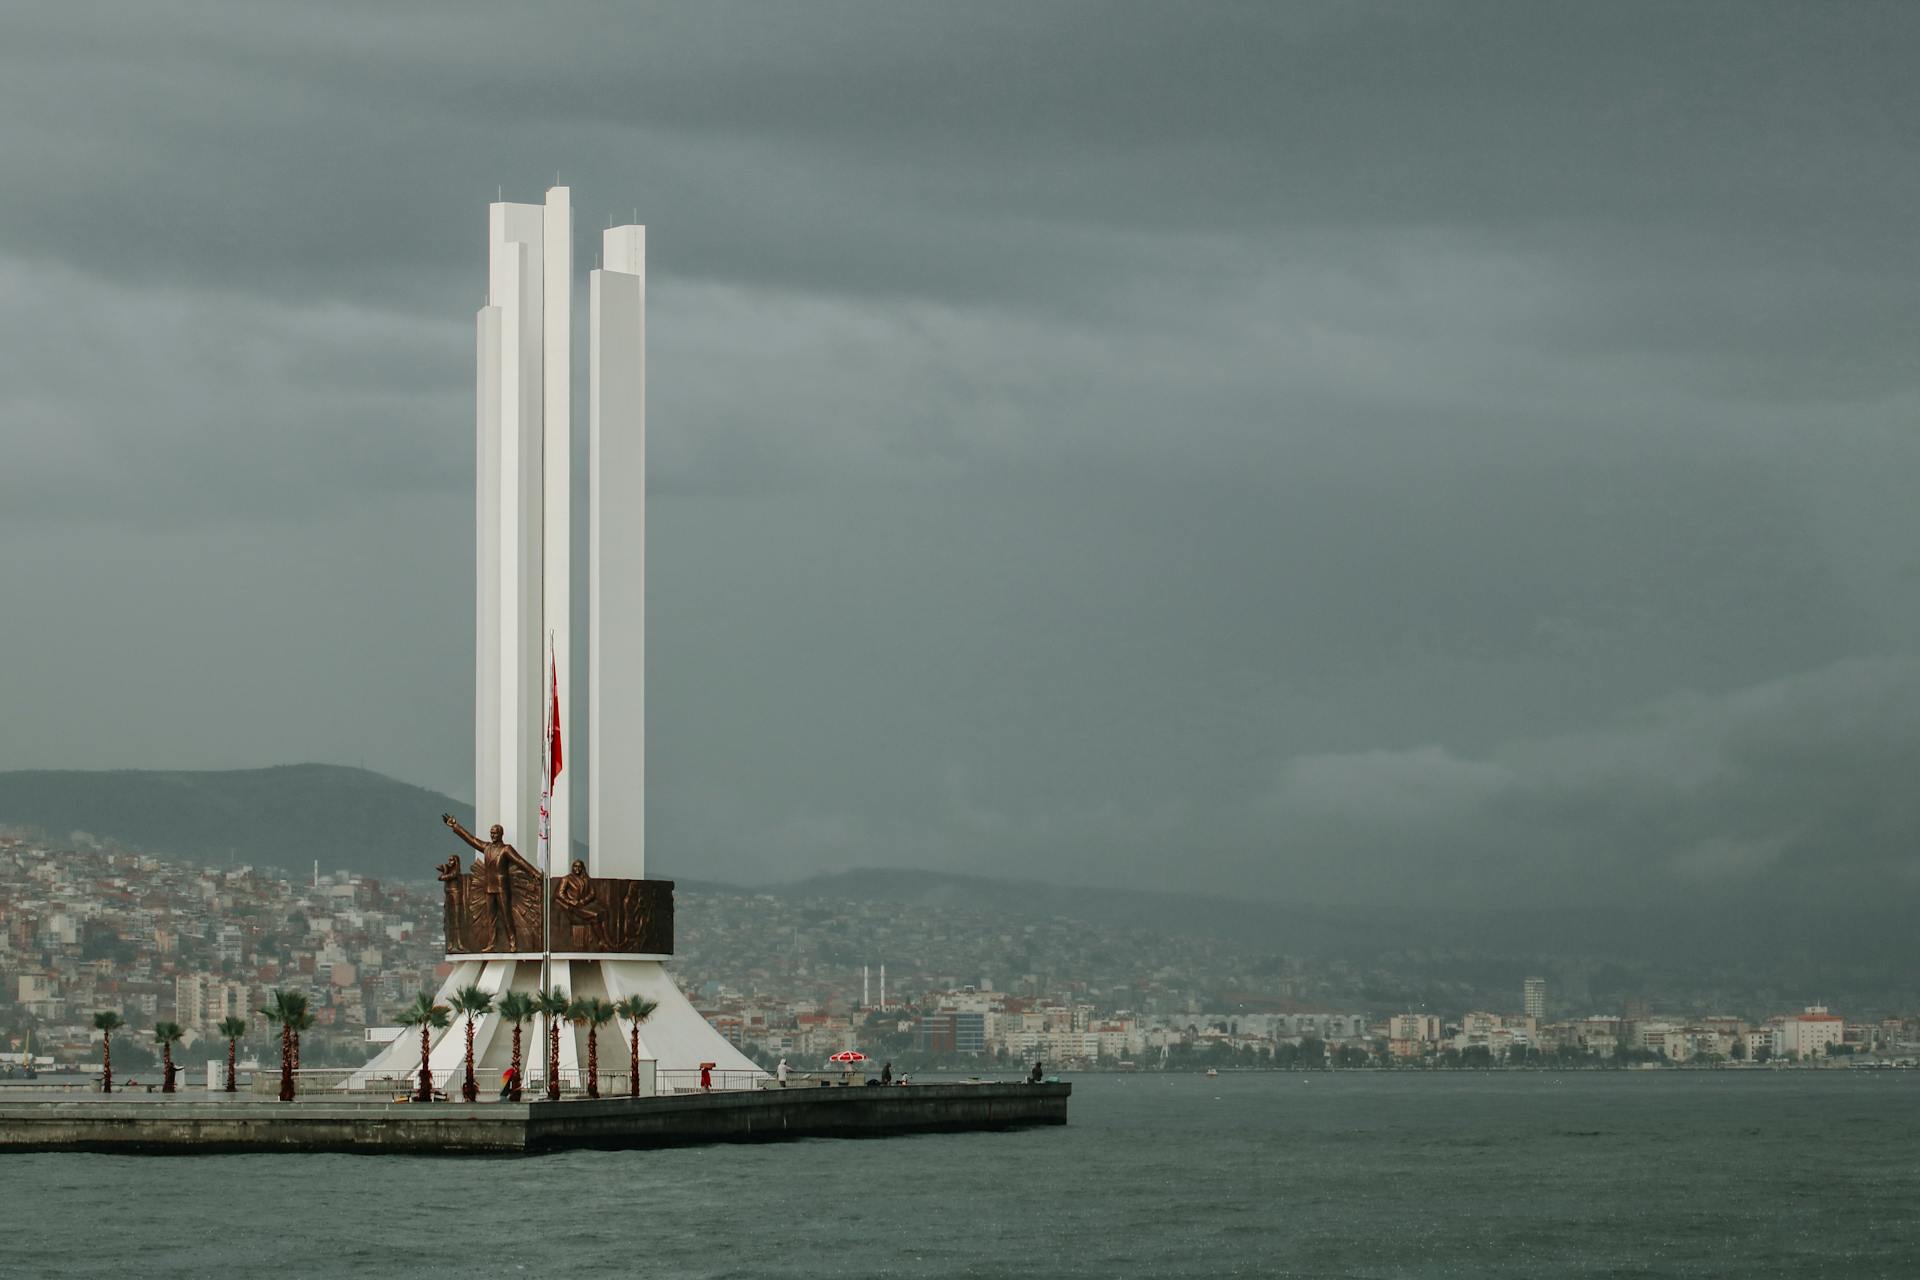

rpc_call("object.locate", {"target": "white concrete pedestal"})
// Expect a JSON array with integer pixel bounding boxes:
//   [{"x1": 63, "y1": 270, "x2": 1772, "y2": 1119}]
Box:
[{"x1": 351, "y1": 957, "x2": 761, "y2": 1092}]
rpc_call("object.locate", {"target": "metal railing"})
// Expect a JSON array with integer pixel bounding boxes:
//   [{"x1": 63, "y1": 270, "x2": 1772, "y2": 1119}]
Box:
[
  {"x1": 528, "y1": 1066, "x2": 655, "y2": 1098},
  {"x1": 656, "y1": 1068, "x2": 763, "y2": 1094},
  {"x1": 250, "y1": 1067, "x2": 380, "y2": 1096},
  {"x1": 241, "y1": 1062, "x2": 776, "y2": 1100},
  {"x1": 342, "y1": 1065, "x2": 640, "y2": 1100}
]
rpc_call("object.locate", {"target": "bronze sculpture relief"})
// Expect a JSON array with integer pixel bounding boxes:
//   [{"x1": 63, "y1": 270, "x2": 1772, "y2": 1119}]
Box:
[
  {"x1": 553, "y1": 858, "x2": 612, "y2": 950},
  {"x1": 437, "y1": 817, "x2": 673, "y2": 956},
  {"x1": 440, "y1": 814, "x2": 543, "y2": 952}
]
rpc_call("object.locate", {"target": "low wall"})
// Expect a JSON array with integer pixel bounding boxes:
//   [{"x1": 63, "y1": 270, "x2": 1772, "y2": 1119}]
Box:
[
  {"x1": 526, "y1": 1082, "x2": 1069, "y2": 1152},
  {"x1": 0, "y1": 1083, "x2": 1069, "y2": 1156},
  {"x1": 0, "y1": 1097, "x2": 529, "y2": 1154}
]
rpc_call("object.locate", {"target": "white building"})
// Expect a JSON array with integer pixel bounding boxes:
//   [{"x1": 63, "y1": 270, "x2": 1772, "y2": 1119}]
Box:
[
  {"x1": 1778, "y1": 1006, "x2": 1845, "y2": 1060},
  {"x1": 1389, "y1": 1013, "x2": 1441, "y2": 1044},
  {"x1": 175, "y1": 973, "x2": 206, "y2": 1031}
]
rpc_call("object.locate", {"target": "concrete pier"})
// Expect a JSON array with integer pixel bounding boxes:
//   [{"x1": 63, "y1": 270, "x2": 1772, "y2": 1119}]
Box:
[{"x1": 0, "y1": 1082, "x2": 1070, "y2": 1155}]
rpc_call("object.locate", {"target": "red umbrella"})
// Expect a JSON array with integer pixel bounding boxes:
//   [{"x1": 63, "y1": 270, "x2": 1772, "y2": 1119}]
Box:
[{"x1": 829, "y1": 1051, "x2": 867, "y2": 1063}]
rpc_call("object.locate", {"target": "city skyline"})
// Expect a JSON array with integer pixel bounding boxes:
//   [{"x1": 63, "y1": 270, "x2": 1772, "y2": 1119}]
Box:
[{"x1": 5, "y1": 830, "x2": 1911, "y2": 1081}]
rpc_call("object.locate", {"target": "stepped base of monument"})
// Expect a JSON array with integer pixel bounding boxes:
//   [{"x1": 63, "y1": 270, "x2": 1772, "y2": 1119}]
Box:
[
  {"x1": 0, "y1": 1082, "x2": 1070, "y2": 1155},
  {"x1": 350, "y1": 956, "x2": 767, "y2": 1087}
]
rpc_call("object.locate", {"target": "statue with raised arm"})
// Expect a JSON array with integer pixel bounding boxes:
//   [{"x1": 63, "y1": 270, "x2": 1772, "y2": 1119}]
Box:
[{"x1": 441, "y1": 814, "x2": 541, "y2": 951}]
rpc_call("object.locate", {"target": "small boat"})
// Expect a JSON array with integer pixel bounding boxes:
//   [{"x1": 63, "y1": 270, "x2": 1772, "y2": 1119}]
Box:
[{"x1": 1205, "y1": 1068, "x2": 1218, "y2": 1078}]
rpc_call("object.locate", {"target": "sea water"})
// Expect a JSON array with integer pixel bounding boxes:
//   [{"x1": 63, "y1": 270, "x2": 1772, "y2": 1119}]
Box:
[{"x1": 5, "y1": 1071, "x2": 1917, "y2": 1278}]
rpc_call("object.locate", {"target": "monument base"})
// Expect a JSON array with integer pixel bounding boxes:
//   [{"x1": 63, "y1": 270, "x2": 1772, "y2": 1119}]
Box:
[{"x1": 351, "y1": 957, "x2": 761, "y2": 1091}]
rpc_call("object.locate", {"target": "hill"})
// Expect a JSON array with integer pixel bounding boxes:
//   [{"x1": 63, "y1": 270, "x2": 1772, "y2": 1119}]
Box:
[
  {"x1": 0, "y1": 765, "x2": 476, "y2": 882},
  {"x1": 770, "y1": 867, "x2": 1361, "y2": 953},
  {"x1": 768, "y1": 868, "x2": 1920, "y2": 992},
  {"x1": 6, "y1": 769, "x2": 1916, "y2": 992}
]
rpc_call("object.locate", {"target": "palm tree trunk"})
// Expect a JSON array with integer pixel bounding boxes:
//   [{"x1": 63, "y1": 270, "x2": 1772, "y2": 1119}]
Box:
[
  {"x1": 587, "y1": 1027, "x2": 600, "y2": 1099},
  {"x1": 226, "y1": 1038, "x2": 237, "y2": 1093},
  {"x1": 509, "y1": 1025, "x2": 523, "y2": 1101},
  {"x1": 162, "y1": 1044, "x2": 175, "y2": 1094},
  {"x1": 462, "y1": 1015, "x2": 478, "y2": 1103},
  {"x1": 101, "y1": 1032, "x2": 112, "y2": 1094},
  {"x1": 279, "y1": 1024, "x2": 295, "y2": 1102},
  {"x1": 547, "y1": 1021, "x2": 561, "y2": 1101},
  {"x1": 416, "y1": 1024, "x2": 433, "y2": 1102},
  {"x1": 291, "y1": 1032, "x2": 301, "y2": 1074},
  {"x1": 630, "y1": 1027, "x2": 640, "y2": 1097}
]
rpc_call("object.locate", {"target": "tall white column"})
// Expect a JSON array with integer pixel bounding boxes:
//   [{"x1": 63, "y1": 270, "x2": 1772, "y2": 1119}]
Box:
[
  {"x1": 486, "y1": 201, "x2": 546, "y2": 849},
  {"x1": 588, "y1": 225, "x2": 647, "y2": 878},
  {"x1": 474, "y1": 305, "x2": 503, "y2": 827},
  {"x1": 541, "y1": 186, "x2": 573, "y2": 869}
]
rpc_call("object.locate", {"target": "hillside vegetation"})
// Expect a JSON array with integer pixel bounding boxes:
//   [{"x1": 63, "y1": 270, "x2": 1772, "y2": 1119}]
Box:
[{"x1": 0, "y1": 765, "x2": 472, "y2": 882}]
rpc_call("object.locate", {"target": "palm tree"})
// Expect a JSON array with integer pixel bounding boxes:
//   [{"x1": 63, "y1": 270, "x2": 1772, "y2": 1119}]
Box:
[
  {"x1": 153, "y1": 1021, "x2": 185, "y2": 1093},
  {"x1": 92, "y1": 1011, "x2": 125, "y2": 1093},
  {"x1": 532, "y1": 987, "x2": 571, "y2": 1101},
  {"x1": 397, "y1": 992, "x2": 451, "y2": 1102},
  {"x1": 216, "y1": 1017, "x2": 247, "y2": 1092},
  {"x1": 613, "y1": 995, "x2": 659, "y2": 1098},
  {"x1": 570, "y1": 997, "x2": 617, "y2": 1099},
  {"x1": 447, "y1": 984, "x2": 494, "y2": 1103},
  {"x1": 495, "y1": 992, "x2": 535, "y2": 1101},
  {"x1": 289, "y1": 1001, "x2": 316, "y2": 1075},
  {"x1": 258, "y1": 990, "x2": 310, "y2": 1101}
]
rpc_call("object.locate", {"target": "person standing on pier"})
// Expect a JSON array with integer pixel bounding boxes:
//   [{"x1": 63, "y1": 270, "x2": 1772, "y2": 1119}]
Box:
[{"x1": 776, "y1": 1057, "x2": 790, "y2": 1087}]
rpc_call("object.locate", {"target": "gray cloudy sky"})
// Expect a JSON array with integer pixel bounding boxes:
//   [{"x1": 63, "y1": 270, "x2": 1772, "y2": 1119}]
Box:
[{"x1": 4, "y1": 2, "x2": 1919, "y2": 906}]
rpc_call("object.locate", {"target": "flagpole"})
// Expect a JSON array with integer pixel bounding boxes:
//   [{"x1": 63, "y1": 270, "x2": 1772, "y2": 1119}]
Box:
[{"x1": 540, "y1": 631, "x2": 554, "y2": 1007}]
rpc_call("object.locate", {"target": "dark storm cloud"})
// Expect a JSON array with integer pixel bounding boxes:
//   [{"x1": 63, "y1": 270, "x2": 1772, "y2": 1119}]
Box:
[
  {"x1": 1246, "y1": 656, "x2": 1920, "y2": 908},
  {"x1": 2, "y1": 2, "x2": 1918, "y2": 911}
]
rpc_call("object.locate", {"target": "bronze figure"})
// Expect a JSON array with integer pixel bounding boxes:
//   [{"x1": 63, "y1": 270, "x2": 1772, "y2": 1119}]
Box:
[
  {"x1": 441, "y1": 814, "x2": 541, "y2": 951},
  {"x1": 553, "y1": 858, "x2": 612, "y2": 950},
  {"x1": 435, "y1": 852, "x2": 465, "y2": 945}
]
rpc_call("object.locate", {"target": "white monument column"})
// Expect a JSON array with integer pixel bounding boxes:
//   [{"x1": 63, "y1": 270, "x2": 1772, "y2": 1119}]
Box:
[
  {"x1": 541, "y1": 186, "x2": 573, "y2": 867},
  {"x1": 474, "y1": 305, "x2": 503, "y2": 826},
  {"x1": 589, "y1": 225, "x2": 647, "y2": 879},
  {"x1": 486, "y1": 201, "x2": 546, "y2": 849},
  {"x1": 583, "y1": 223, "x2": 757, "y2": 1082}
]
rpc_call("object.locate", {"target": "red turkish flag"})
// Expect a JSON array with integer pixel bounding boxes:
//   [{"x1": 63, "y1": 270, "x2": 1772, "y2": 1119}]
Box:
[{"x1": 547, "y1": 650, "x2": 563, "y2": 783}]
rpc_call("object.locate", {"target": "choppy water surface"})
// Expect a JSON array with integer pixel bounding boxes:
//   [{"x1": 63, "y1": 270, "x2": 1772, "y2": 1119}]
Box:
[{"x1": 6, "y1": 1072, "x2": 1918, "y2": 1278}]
